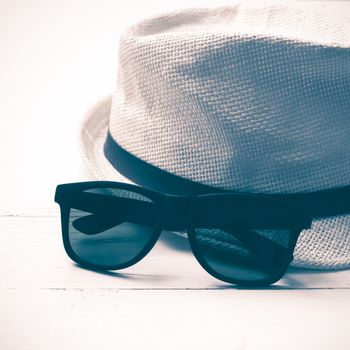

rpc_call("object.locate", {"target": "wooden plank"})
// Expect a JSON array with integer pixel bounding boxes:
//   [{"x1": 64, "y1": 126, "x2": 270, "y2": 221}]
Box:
[{"x1": 1, "y1": 288, "x2": 349, "y2": 350}]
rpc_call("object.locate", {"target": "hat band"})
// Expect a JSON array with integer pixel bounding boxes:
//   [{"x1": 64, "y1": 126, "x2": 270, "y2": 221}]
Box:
[{"x1": 104, "y1": 131, "x2": 350, "y2": 218}]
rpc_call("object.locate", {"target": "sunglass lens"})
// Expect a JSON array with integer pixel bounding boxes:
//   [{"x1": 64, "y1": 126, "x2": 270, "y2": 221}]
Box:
[
  {"x1": 193, "y1": 227, "x2": 295, "y2": 284},
  {"x1": 67, "y1": 187, "x2": 159, "y2": 269},
  {"x1": 191, "y1": 196, "x2": 301, "y2": 285}
]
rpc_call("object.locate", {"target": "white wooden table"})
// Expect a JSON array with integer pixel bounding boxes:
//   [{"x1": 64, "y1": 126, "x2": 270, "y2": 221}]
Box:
[{"x1": 1, "y1": 1, "x2": 349, "y2": 349}]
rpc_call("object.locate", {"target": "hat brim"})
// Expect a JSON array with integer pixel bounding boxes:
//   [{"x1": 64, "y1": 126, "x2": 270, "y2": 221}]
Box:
[{"x1": 79, "y1": 96, "x2": 350, "y2": 270}]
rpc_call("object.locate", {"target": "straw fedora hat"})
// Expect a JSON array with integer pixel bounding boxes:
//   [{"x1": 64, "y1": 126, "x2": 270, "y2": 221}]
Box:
[{"x1": 79, "y1": 3, "x2": 350, "y2": 269}]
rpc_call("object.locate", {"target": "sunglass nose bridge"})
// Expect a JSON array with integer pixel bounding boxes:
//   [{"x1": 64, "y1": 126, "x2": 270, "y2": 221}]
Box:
[{"x1": 162, "y1": 196, "x2": 190, "y2": 232}]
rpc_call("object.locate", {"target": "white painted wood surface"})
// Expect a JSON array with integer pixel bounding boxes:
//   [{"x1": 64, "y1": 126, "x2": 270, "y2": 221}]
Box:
[{"x1": 1, "y1": 1, "x2": 349, "y2": 349}]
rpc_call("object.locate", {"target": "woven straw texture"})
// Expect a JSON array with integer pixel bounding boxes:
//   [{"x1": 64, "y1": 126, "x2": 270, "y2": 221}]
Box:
[{"x1": 81, "y1": 3, "x2": 350, "y2": 269}]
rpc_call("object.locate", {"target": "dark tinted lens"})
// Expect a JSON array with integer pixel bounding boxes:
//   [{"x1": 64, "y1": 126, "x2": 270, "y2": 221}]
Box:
[
  {"x1": 68, "y1": 187, "x2": 159, "y2": 268},
  {"x1": 192, "y1": 195, "x2": 299, "y2": 284},
  {"x1": 194, "y1": 228, "x2": 294, "y2": 283}
]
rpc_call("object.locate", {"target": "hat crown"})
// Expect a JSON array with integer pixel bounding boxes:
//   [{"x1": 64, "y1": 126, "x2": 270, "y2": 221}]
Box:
[{"x1": 109, "y1": 4, "x2": 350, "y2": 193}]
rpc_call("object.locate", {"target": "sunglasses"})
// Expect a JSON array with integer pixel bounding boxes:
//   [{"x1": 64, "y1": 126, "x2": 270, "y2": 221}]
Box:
[{"x1": 54, "y1": 181, "x2": 313, "y2": 286}]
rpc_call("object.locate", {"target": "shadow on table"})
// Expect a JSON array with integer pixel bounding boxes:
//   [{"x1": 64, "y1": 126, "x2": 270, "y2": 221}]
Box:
[
  {"x1": 74, "y1": 264, "x2": 176, "y2": 282},
  {"x1": 74, "y1": 263, "x2": 342, "y2": 290}
]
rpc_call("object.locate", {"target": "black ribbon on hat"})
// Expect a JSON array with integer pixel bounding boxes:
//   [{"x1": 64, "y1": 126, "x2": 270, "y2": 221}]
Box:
[{"x1": 104, "y1": 131, "x2": 350, "y2": 219}]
